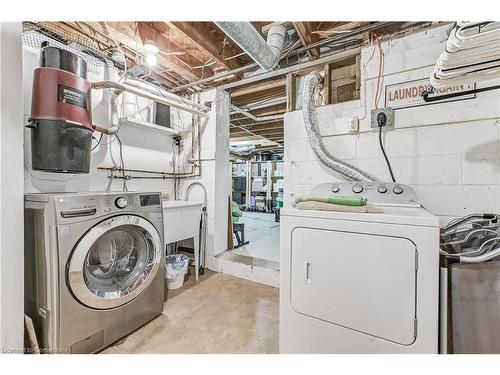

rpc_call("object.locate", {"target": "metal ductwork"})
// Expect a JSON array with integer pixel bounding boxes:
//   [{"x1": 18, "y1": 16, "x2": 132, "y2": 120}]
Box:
[
  {"x1": 231, "y1": 105, "x2": 284, "y2": 122},
  {"x1": 230, "y1": 145, "x2": 256, "y2": 155},
  {"x1": 215, "y1": 22, "x2": 290, "y2": 70},
  {"x1": 302, "y1": 72, "x2": 378, "y2": 182}
]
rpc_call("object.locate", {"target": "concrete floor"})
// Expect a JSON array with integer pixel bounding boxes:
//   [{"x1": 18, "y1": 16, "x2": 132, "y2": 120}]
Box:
[
  {"x1": 101, "y1": 269, "x2": 279, "y2": 354},
  {"x1": 232, "y1": 211, "x2": 280, "y2": 263}
]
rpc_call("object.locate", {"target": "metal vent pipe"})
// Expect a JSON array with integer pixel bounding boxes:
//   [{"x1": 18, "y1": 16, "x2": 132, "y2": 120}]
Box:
[
  {"x1": 302, "y1": 72, "x2": 378, "y2": 182},
  {"x1": 215, "y1": 22, "x2": 289, "y2": 70}
]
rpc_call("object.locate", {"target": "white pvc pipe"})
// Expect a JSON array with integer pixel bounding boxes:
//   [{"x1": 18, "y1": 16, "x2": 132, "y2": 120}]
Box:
[
  {"x1": 431, "y1": 22, "x2": 500, "y2": 88},
  {"x1": 92, "y1": 80, "x2": 210, "y2": 118},
  {"x1": 124, "y1": 79, "x2": 210, "y2": 112}
]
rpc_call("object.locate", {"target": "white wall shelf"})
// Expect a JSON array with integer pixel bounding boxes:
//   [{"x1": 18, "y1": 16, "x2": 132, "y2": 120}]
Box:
[{"x1": 119, "y1": 116, "x2": 180, "y2": 136}]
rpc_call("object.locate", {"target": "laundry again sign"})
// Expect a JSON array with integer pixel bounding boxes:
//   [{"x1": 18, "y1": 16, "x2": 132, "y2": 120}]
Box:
[{"x1": 385, "y1": 78, "x2": 475, "y2": 109}]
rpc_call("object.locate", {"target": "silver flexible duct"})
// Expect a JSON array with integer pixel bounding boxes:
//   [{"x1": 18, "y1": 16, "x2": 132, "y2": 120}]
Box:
[
  {"x1": 215, "y1": 22, "x2": 289, "y2": 70},
  {"x1": 302, "y1": 72, "x2": 378, "y2": 182}
]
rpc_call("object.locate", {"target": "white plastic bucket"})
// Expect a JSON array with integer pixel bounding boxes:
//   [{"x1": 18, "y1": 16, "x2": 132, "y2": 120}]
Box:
[{"x1": 165, "y1": 254, "x2": 189, "y2": 290}]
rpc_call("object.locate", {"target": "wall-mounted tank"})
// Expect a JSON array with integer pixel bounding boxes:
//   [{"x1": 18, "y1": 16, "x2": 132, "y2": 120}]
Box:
[{"x1": 28, "y1": 43, "x2": 93, "y2": 173}]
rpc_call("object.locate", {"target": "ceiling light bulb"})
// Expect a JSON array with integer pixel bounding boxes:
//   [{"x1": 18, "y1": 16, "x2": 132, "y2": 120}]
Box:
[
  {"x1": 144, "y1": 39, "x2": 160, "y2": 54},
  {"x1": 145, "y1": 53, "x2": 157, "y2": 67}
]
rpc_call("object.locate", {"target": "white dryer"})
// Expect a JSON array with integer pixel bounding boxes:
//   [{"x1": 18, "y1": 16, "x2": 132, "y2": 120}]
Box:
[{"x1": 280, "y1": 182, "x2": 440, "y2": 353}]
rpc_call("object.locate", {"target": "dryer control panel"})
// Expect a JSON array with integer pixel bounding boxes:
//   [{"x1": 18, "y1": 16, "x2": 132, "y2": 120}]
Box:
[{"x1": 309, "y1": 182, "x2": 420, "y2": 207}]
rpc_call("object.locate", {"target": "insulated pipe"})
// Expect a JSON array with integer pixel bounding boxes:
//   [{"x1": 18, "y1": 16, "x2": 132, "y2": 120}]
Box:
[
  {"x1": 215, "y1": 22, "x2": 289, "y2": 70},
  {"x1": 302, "y1": 72, "x2": 378, "y2": 182},
  {"x1": 92, "y1": 80, "x2": 210, "y2": 118}
]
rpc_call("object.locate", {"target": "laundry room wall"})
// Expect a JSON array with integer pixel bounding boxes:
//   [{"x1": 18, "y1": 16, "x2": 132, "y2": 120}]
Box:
[
  {"x1": 0, "y1": 22, "x2": 24, "y2": 353},
  {"x1": 22, "y1": 36, "x2": 230, "y2": 271},
  {"x1": 284, "y1": 24, "x2": 500, "y2": 225}
]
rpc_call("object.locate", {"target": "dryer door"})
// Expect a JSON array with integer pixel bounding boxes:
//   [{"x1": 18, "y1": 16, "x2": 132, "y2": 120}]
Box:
[
  {"x1": 68, "y1": 215, "x2": 162, "y2": 309},
  {"x1": 290, "y1": 227, "x2": 417, "y2": 345}
]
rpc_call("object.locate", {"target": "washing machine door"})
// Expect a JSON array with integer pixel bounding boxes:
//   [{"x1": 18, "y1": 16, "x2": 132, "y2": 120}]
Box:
[{"x1": 67, "y1": 215, "x2": 162, "y2": 309}]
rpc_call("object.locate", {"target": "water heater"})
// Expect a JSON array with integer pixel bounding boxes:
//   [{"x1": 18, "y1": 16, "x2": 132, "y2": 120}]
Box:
[{"x1": 28, "y1": 43, "x2": 93, "y2": 173}]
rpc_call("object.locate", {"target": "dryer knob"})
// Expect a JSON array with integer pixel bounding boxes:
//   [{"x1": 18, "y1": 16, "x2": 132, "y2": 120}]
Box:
[
  {"x1": 392, "y1": 185, "x2": 404, "y2": 195},
  {"x1": 377, "y1": 185, "x2": 388, "y2": 194},
  {"x1": 115, "y1": 197, "x2": 128, "y2": 209},
  {"x1": 352, "y1": 184, "x2": 363, "y2": 194},
  {"x1": 331, "y1": 185, "x2": 340, "y2": 193}
]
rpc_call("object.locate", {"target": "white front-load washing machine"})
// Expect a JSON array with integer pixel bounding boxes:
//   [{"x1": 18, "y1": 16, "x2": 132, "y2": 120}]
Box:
[
  {"x1": 280, "y1": 182, "x2": 440, "y2": 353},
  {"x1": 24, "y1": 191, "x2": 165, "y2": 353}
]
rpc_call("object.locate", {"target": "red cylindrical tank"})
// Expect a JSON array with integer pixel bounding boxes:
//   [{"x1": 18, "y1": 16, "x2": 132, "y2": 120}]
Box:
[
  {"x1": 29, "y1": 45, "x2": 93, "y2": 174},
  {"x1": 30, "y1": 67, "x2": 92, "y2": 128}
]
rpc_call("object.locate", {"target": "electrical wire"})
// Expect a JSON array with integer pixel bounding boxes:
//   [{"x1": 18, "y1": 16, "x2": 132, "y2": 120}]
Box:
[
  {"x1": 114, "y1": 133, "x2": 128, "y2": 191},
  {"x1": 24, "y1": 165, "x2": 77, "y2": 182},
  {"x1": 378, "y1": 123, "x2": 395, "y2": 183},
  {"x1": 91, "y1": 133, "x2": 104, "y2": 151},
  {"x1": 104, "y1": 21, "x2": 128, "y2": 81},
  {"x1": 374, "y1": 34, "x2": 384, "y2": 109},
  {"x1": 372, "y1": 33, "x2": 395, "y2": 182}
]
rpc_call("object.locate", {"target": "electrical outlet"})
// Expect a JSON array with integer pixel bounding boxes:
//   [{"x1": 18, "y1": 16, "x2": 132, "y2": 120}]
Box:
[
  {"x1": 348, "y1": 117, "x2": 359, "y2": 132},
  {"x1": 371, "y1": 108, "x2": 394, "y2": 129}
]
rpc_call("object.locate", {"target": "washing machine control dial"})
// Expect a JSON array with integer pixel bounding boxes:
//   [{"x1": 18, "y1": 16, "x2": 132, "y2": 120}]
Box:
[
  {"x1": 115, "y1": 197, "x2": 128, "y2": 209},
  {"x1": 331, "y1": 185, "x2": 340, "y2": 193},
  {"x1": 352, "y1": 184, "x2": 363, "y2": 194}
]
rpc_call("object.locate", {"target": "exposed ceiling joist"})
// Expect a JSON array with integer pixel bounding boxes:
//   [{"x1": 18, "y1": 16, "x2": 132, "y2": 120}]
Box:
[
  {"x1": 166, "y1": 22, "x2": 245, "y2": 71},
  {"x1": 293, "y1": 22, "x2": 320, "y2": 61},
  {"x1": 137, "y1": 22, "x2": 207, "y2": 81},
  {"x1": 229, "y1": 78, "x2": 286, "y2": 97}
]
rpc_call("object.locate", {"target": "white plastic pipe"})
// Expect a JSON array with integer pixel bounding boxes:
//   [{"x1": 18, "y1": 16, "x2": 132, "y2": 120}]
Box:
[
  {"x1": 124, "y1": 79, "x2": 210, "y2": 112},
  {"x1": 92, "y1": 80, "x2": 210, "y2": 118},
  {"x1": 431, "y1": 22, "x2": 500, "y2": 88}
]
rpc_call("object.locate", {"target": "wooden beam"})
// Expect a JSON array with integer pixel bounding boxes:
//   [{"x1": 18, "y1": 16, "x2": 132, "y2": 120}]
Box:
[
  {"x1": 46, "y1": 22, "x2": 185, "y2": 88},
  {"x1": 229, "y1": 79, "x2": 286, "y2": 97},
  {"x1": 166, "y1": 22, "x2": 243, "y2": 71},
  {"x1": 137, "y1": 22, "x2": 207, "y2": 81},
  {"x1": 293, "y1": 22, "x2": 320, "y2": 60}
]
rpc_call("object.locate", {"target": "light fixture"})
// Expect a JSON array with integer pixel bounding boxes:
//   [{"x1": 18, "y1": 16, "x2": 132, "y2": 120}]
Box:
[
  {"x1": 144, "y1": 39, "x2": 160, "y2": 54},
  {"x1": 145, "y1": 52, "x2": 157, "y2": 67}
]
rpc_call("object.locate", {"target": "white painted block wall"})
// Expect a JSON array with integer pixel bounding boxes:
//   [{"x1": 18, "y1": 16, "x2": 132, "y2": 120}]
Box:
[
  {"x1": 0, "y1": 22, "x2": 24, "y2": 353},
  {"x1": 284, "y1": 25, "x2": 500, "y2": 225}
]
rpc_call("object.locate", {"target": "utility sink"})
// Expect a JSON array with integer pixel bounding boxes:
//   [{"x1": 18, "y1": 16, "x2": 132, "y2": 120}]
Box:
[{"x1": 162, "y1": 200, "x2": 203, "y2": 244}]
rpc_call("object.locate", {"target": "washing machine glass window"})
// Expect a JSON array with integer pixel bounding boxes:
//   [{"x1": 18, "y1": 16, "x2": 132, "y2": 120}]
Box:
[{"x1": 68, "y1": 215, "x2": 162, "y2": 309}]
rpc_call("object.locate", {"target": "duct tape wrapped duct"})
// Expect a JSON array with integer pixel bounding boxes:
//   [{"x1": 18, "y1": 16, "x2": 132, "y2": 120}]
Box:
[{"x1": 302, "y1": 72, "x2": 377, "y2": 182}]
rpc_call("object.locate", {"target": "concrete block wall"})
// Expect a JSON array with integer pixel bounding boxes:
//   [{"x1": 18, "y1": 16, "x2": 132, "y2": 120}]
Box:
[{"x1": 284, "y1": 25, "x2": 500, "y2": 226}]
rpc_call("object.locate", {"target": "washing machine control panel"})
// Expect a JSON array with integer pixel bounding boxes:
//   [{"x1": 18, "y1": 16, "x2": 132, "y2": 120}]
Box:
[
  {"x1": 54, "y1": 192, "x2": 163, "y2": 224},
  {"x1": 311, "y1": 182, "x2": 420, "y2": 207}
]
